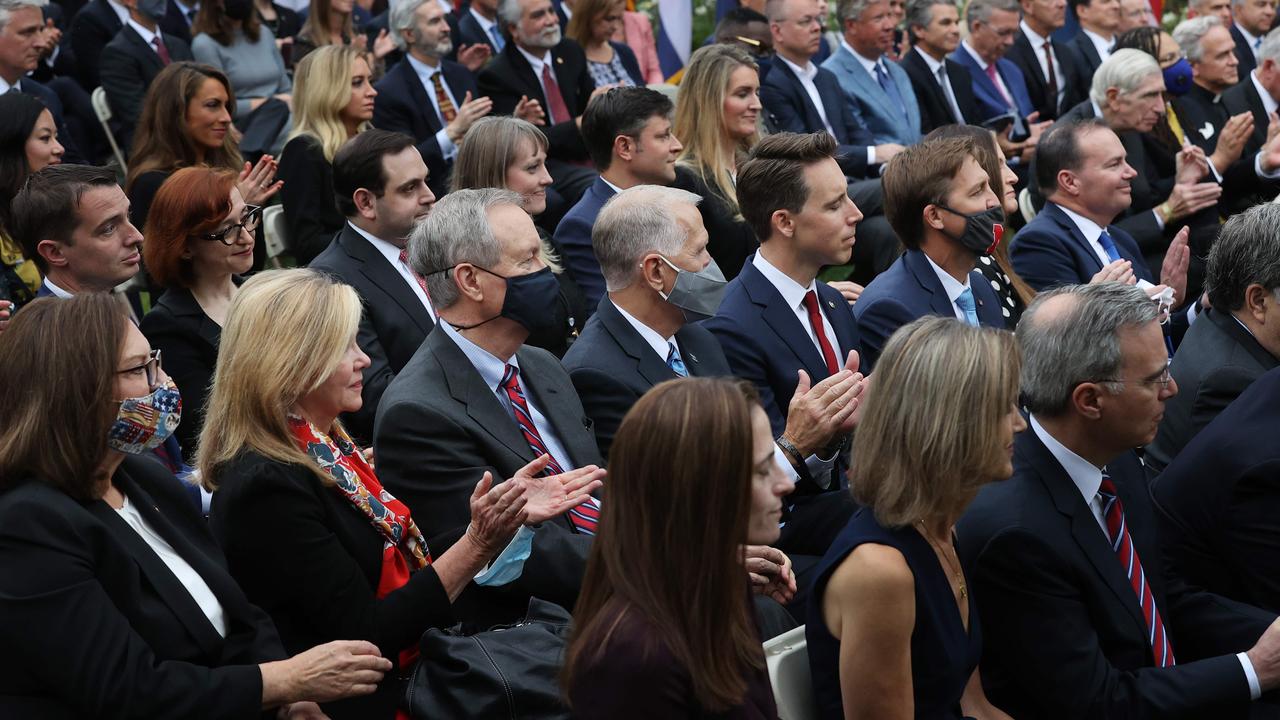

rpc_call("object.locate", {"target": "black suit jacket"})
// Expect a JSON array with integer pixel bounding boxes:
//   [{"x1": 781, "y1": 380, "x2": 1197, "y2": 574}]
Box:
[
  {"x1": 761, "y1": 58, "x2": 875, "y2": 178},
  {"x1": 372, "y1": 56, "x2": 478, "y2": 198},
  {"x1": 309, "y1": 223, "x2": 435, "y2": 443},
  {"x1": 1232, "y1": 23, "x2": 1259, "y2": 77},
  {"x1": 209, "y1": 450, "x2": 453, "y2": 719},
  {"x1": 372, "y1": 327, "x2": 600, "y2": 612},
  {"x1": 68, "y1": 0, "x2": 123, "y2": 90},
  {"x1": 670, "y1": 165, "x2": 758, "y2": 282},
  {"x1": 161, "y1": 0, "x2": 193, "y2": 42},
  {"x1": 279, "y1": 134, "x2": 344, "y2": 265},
  {"x1": 100, "y1": 25, "x2": 194, "y2": 134},
  {"x1": 1176, "y1": 84, "x2": 1231, "y2": 155},
  {"x1": 898, "y1": 47, "x2": 981, "y2": 134},
  {"x1": 0, "y1": 455, "x2": 284, "y2": 718},
  {"x1": 561, "y1": 296, "x2": 732, "y2": 459},
  {"x1": 1069, "y1": 29, "x2": 1106, "y2": 80},
  {"x1": 958, "y1": 427, "x2": 1273, "y2": 719},
  {"x1": 1153, "y1": 366, "x2": 1280, "y2": 615},
  {"x1": 1006, "y1": 29, "x2": 1089, "y2": 121},
  {"x1": 1221, "y1": 77, "x2": 1280, "y2": 211},
  {"x1": 1146, "y1": 307, "x2": 1279, "y2": 472},
  {"x1": 476, "y1": 38, "x2": 592, "y2": 161},
  {"x1": 456, "y1": 9, "x2": 496, "y2": 52}
]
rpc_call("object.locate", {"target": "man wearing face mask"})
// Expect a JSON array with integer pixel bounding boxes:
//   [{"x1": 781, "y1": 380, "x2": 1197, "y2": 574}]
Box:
[
  {"x1": 855, "y1": 137, "x2": 1009, "y2": 370},
  {"x1": 100, "y1": 0, "x2": 194, "y2": 140},
  {"x1": 373, "y1": 188, "x2": 604, "y2": 615}
]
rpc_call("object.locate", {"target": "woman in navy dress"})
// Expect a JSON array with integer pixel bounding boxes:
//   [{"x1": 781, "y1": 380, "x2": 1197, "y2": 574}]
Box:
[{"x1": 808, "y1": 317, "x2": 1025, "y2": 719}]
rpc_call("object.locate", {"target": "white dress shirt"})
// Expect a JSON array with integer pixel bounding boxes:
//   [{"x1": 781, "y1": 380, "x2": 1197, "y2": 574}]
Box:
[
  {"x1": 1028, "y1": 414, "x2": 1261, "y2": 697},
  {"x1": 961, "y1": 40, "x2": 1014, "y2": 110},
  {"x1": 1021, "y1": 20, "x2": 1064, "y2": 109},
  {"x1": 107, "y1": 0, "x2": 131, "y2": 25},
  {"x1": 405, "y1": 54, "x2": 459, "y2": 160},
  {"x1": 347, "y1": 222, "x2": 438, "y2": 321},
  {"x1": 1237, "y1": 23, "x2": 1263, "y2": 62},
  {"x1": 840, "y1": 37, "x2": 886, "y2": 79},
  {"x1": 43, "y1": 276, "x2": 73, "y2": 298},
  {"x1": 518, "y1": 45, "x2": 560, "y2": 114},
  {"x1": 613, "y1": 302, "x2": 678, "y2": 361},
  {"x1": 469, "y1": 7, "x2": 501, "y2": 45},
  {"x1": 1056, "y1": 203, "x2": 1119, "y2": 268},
  {"x1": 1082, "y1": 28, "x2": 1114, "y2": 62},
  {"x1": 913, "y1": 46, "x2": 966, "y2": 125},
  {"x1": 127, "y1": 17, "x2": 161, "y2": 53},
  {"x1": 923, "y1": 252, "x2": 972, "y2": 322}
]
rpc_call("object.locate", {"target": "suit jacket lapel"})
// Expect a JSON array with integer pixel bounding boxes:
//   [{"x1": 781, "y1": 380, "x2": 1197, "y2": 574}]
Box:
[
  {"x1": 1245, "y1": 80, "x2": 1270, "y2": 147},
  {"x1": 1211, "y1": 307, "x2": 1280, "y2": 370},
  {"x1": 1046, "y1": 203, "x2": 1106, "y2": 276},
  {"x1": 400, "y1": 61, "x2": 442, "y2": 133},
  {"x1": 431, "y1": 327, "x2": 538, "y2": 462},
  {"x1": 339, "y1": 226, "x2": 434, "y2": 334},
  {"x1": 903, "y1": 249, "x2": 958, "y2": 317},
  {"x1": 815, "y1": 73, "x2": 849, "y2": 143},
  {"x1": 741, "y1": 261, "x2": 831, "y2": 380},
  {"x1": 504, "y1": 43, "x2": 547, "y2": 109},
  {"x1": 598, "y1": 299, "x2": 676, "y2": 388},
  {"x1": 127, "y1": 27, "x2": 164, "y2": 74},
  {"x1": 776, "y1": 62, "x2": 826, "y2": 134},
  {"x1": 161, "y1": 287, "x2": 221, "y2": 352}
]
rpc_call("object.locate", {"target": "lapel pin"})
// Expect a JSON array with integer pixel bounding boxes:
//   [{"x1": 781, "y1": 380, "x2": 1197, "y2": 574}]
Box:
[
  {"x1": 827, "y1": 300, "x2": 835, "y2": 308},
  {"x1": 556, "y1": 57, "x2": 564, "y2": 65}
]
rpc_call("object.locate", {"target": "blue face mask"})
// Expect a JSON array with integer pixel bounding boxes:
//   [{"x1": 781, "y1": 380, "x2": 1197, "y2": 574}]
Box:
[
  {"x1": 474, "y1": 525, "x2": 534, "y2": 587},
  {"x1": 1163, "y1": 58, "x2": 1194, "y2": 97}
]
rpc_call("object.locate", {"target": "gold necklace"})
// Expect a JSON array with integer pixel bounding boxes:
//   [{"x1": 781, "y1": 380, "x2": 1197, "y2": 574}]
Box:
[{"x1": 917, "y1": 521, "x2": 967, "y2": 601}]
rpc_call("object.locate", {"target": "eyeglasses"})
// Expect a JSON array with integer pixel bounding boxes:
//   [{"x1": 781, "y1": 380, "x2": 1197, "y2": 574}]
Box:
[
  {"x1": 198, "y1": 204, "x2": 263, "y2": 245},
  {"x1": 118, "y1": 349, "x2": 163, "y2": 389},
  {"x1": 1095, "y1": 364, "x2": 1173, "y2": 389}
]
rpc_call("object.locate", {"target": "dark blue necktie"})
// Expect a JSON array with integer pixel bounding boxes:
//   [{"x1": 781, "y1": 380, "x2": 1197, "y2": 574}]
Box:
[
  {"x1": 874, "y1": 61, "x2": 908, "y2": 121},
  {"x1": 1098, "y1": 230, "x2": 1122, "y2": 263}
]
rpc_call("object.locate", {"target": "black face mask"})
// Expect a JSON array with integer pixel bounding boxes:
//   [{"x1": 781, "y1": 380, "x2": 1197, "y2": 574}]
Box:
[
  {"x1": 935, "y1": 205, "x2": 1005, "y2": 256},
  {"x1": 436, "y1": 264, "x2": 563, "y2": 336},
  {"x1": 223, "y1": 0, "x2": 253, "y2": 20}
]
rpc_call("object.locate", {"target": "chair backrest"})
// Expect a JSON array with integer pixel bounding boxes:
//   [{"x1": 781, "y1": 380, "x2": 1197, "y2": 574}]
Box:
[
  {"x1": 261, "y1": 204, "x2": 288, "y2": 268},
  {"x1": 764, "y1": 625, "x2": 815, "y2": 720},
  {"x1": 1018, "y1": 186, "x2": 1037, "y2": 223},
  {"x1": 90, "y1": 87, "x2": 129, "y2": 175}
]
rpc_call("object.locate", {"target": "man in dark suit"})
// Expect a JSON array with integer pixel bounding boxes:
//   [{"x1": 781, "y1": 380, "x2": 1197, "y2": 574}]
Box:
[
  {"x1": 374, "y1": 187, "x2": 604, "y2": 612},
  {"x1": 458, "y1": 0, "x2": 505, "y2": 51},
  {"x1": 555, "y1": 87, "x2": 681, "y2": 308},
  {"x1": 704, "y1": 132, "x2": 866, "y2": 561},
  {"x1": 0, "y1": 0, "x2": 86, "y2": 163},
  {"x1": 1146, "y1": 203, "x2": 1280, "y2": 473},
  {"x1": 952, "y1": 0, "x2": 1044, "y2": 149},
  {"x1": 1068, "y1": 0, "x2": 1119, "y2": 79},
  {"x1": 1008, "y1": 0, "x2": 1090, "y2": 120},
  {"x1": 99, "y1": 0, "x2": 194, "y2": 139},
  {"x1": 376, "y1": 0, "x2": 491, "y2": 198},
  {"x1": 1173, "y1": 16, "x2": 1241, "y2": 157},
  {"x1": 1231, "y1": 0, "x2": 1274, "y2": 76},
  {"x1": 309, "y1": 131, "x2": 437, "y2": 444},
  {"x1": 960, "y1": 281, "x2": 1280, "y2": 719},
  {"x1": 160, "y1": 0, "x2": 196, "y2": 41},
  {"x1": 899, "y1": 0, "x2": 982, "y2": 133},
  {"x1": 477, "y1": 0, "x2": 601, "y2": 205},
  {"x1": 1220, "y1": 32, "x2": 1280, "y2": 211},
  {"x1": 855, "y1": 136, "x2": 1008, "y2": 370},
  {"x1": 68, "y1": 0, "x2": 124, "y2": 90}
]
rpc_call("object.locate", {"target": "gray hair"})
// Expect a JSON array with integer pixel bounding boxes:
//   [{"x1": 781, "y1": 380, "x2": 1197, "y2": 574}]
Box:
[
  {"x1": 1206, "y1": 204, "x2": 1280, "y2": 311},
  {"x1": 388, "y1": 0, "x2": 429, "y2": 52},
  {"x1": 1173, "y1": 15, "x2": 1222, "y2": 63},
  {"x1": 964, "y1": 0, "x2": 1017, "y2": 27},
  {"x1": 905, "y1": 0, "x2": 956, "y2": 34},
  {"x1": 593, "y1": 186, "x2": 702, "y2": 291},
  {"x1": 1258, "y1": 28, "x2": 1280, "y2": 64},
  {"x1": 1090, "y1": 48, "x2": 1161, "y2": 105},
  {"x1": 0, "y1": 0, "x2": 47, "y2": 31},
  {"x1": 1017, "y1": 283, "x2": 1160, "y2": 417},
  {"x1": 409, "y1": 188, "x2": 522, "y2": 309},
  {"x1": 497, "y1": 0, "x2": 523, "y2": 28},
  {"x1": 836, "y1": 0, "x2": 880, "y2": 25}
]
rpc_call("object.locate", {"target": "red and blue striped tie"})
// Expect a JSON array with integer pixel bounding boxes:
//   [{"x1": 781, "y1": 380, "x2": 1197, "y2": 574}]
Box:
[
  {"x1": 501, "y1": 364, "x2": 600, "y2": 535},
  {"x1": 1098, "y1": 476, "x2": 1175, "y2": 667}
]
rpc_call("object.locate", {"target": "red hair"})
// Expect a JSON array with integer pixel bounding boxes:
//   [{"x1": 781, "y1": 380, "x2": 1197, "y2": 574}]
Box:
[{"x1": 143, "y1": 166, "x2": 239, "y2": 289}]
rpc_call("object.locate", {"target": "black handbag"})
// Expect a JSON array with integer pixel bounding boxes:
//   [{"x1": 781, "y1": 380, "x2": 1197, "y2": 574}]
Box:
[{"x1": 405, "y1": 598, "x2": 574, "y2": 720}]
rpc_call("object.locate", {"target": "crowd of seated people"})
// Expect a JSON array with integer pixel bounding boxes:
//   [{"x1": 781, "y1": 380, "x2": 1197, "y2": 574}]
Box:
[{"x1": 14, "y1": 0, "x2": 1280, "y2": 714}]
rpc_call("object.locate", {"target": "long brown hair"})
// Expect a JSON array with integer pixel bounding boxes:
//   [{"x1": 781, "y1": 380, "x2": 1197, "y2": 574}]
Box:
[
  {"x1": 191, "y1": 0, "x2": 262, "y2": 44},
  {"x1": 143, "y1": 166, "x2": 239, "y2": 289},
  {"x1": 675, "y1": 44, "x2": 761, "y2": 217},
  {"x1": 299, "y1": 0, "x2": 354, "y2": 48},
  {"x1": 0, "y1": 295, "x2": 128, "y2": 500},
  {"x1": 127, "y1": 63, "x2": 243, "y2": 194},
  {"x1": 562, "y1": 377, "x2": 765, "y2": 712}
]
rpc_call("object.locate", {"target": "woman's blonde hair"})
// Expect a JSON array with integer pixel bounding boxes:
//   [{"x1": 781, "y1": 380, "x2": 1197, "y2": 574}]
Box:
[
  {"x1": 289, "y1": 45, "x2": 372, "y2": 161},
  {"x1": 565, "y1": 0, "x2": 621, "y2": 47},
  {"x1": 674, "y1": 44, "x2": 761, "y2": 216},
  {"x1": 197, "y1": 268, "x2": 363, "y2": 489},
  {"x1": 851, "y1": 317, "x2": 1022, "y2": 527}
]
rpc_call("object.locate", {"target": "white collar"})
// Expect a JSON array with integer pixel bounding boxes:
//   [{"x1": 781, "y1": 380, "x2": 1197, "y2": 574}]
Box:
[
  {"x1": 1055, "y1": 202, "x2": 1107, "y2": 245},
  {"x1": 435, "y1": 0, "x2": 452, "y2": 15},
  {"x1": 107, "y1": 0, "x2": 132, "y2": 24},
  {"x1": 914, "y1": 45, "x2": 945, "y2": 74},
  {"x1": 777, "y1": 54, "x2": 818, "y2": 80},
  {"x1": 1252, "y1": 70, "x2": 1279, "y2": 116},
  {"x1": 612, "y1": 301, "x2": 675, "y2": 362},
  {"x1": 1029, "y1": 413, "x2": 1105, "y2": 506},
  {"x1": 599, "y1": 176, "x2": 624, "y2": 194},
  {"x1": 127, "y1": 17, "x2": 160, "y2": 45},
  {"x1": 0, "y1": 76, "x2": 13, "y2": 94},
  {"x1": 1090, "y1": 98, "x2": 1104, "y2": 118},
  {"x1": 922, "y1": 251, "x2": 970, "y2": 305},
  {"x1": 1082, "y1": 28, "x2": 1114, "y2": 56},
  {"x1": 561, "y1": 2, "x2": 572, "y2": 19},
  {"x1": 346, "y1": 221, "x2": 405, "y2": 265},
  {"x1": 840, "y1": 37, "x2": 882, "y2": 76},
  {"x1": 43, "y1": 276, "x2": 74, "y2": 298},
  {"x1": 1020, "y1": 19, "x2": 1050, "y2": 47},
  {"x1": 1236, "y1": 22, "x2": 1262, "y2": 48},
  {"x1": 960, "y1": 39, "x2": 990, "y2": 71},
  {"x1": 438, "y1": 320, "x2": 516, "y2": 390},
  {"x1": 517, "y1": 44, "x2": 551, "y2": 73},
  {"x1": 406, "y1": 52, "x2": 443, "y2": 81},
  {"x1": 469, "y1": 6, "x2": 496, "y2": 29},
  {"x1": 751, "y1": 252, "x2": 818, "y2": 312}
]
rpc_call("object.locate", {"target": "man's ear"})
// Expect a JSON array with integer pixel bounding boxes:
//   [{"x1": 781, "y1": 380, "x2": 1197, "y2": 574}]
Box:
[
  {"x1": 639, "y1": 253, "x2": 667, "y2": 291},
  {"x1": 453, "y1": 263, "x2": 485, "y2": 302},
  {"x1": 613, "y1": 133, "x2": 635, "y2": 163},
  {"x1": 922, "y1": 203, "x2": 946, "y2": 231},
  {"x1": 36, "y1": 238, "x2": 69, "y2": 269},
  {"x1": 352, "y1": 188, "x2": 378, "y2": 220},
  {"x1": 1057, "y1": 169, "x2": 1079, "y2": 197},
  {"x1": 1070, "y1": 381, "x2": 1106, "y2": 421},
  {"x1": 772, "y1": 208, "x2": 795, "y2": 238}
]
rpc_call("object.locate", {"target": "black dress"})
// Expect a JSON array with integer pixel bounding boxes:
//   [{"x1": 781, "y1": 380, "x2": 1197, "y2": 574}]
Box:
[
  {"x1": 278, "y1": 134, "x2": 345, "y2": 265},
  {"x1": 528, "y1": 227, "x2": 588, "y2": 357},
  {"x1": 807, "y1": 508, "x2": 982, "y2": 720},
  {"x1": 671, "y1": 164, "x2": 759, "y2": 281}
]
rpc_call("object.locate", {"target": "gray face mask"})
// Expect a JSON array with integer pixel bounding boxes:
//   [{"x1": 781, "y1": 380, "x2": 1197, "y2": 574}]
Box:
[
  {"x1": 136, "y1": 0, "x2": 168, "y2": 21},
  {"x1": 657, "y1": 255, "x2": 728, "y2": 322}
]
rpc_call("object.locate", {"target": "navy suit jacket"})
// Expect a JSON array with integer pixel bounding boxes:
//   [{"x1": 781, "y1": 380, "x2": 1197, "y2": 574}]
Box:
[
  {"x1": 760, "y1": 59, "x2": 874, "y2": 178},
  {"x1": 1069, "y1": 30, "x2": 1106, "y2": 79},
  {"x1": 1009, "y1": 202, "x2": 1153, "y2": 291},
  {"x1": 1231, "y1": 24, "x2": 1258, "y2": 77},
  {"x1": 702, "y1": 255, "x2": 861, "y2": 437},
  {"x1": 372, "y1": 57, "x2": 478, "y2": 198},
  {"x1": 457, "y1": 9, "x2": 497, "y2": 52},
  {"x1": 552, "y1": 176, "x2": 613, "y2": 308},
  {"x1": 897, "y1": 47, "x2": 982, "y2": 134},
  {"x1": 68, "y1": 0, "x2": 123, "y2": 90},
  {"x1": 949, "y1": 46, "x2": 1036, "y2": 124},
  {"x1": 853, "y1": 248, "x2": 1005, "y2": 372},
  {"x1": 959, "y1": 427, "x2": 1272, "y2": 718},
  {"x1": 562, "y1": 296, "x2": 731, "y2": 458},
  {"x1": 821, "y1": 45, "x2": 921, "y2": 146}
]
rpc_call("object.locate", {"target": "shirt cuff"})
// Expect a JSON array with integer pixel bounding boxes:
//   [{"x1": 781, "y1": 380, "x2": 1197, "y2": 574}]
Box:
[
  {"x1": 805, "y1": 449, "x2": 838, "y2": 490},
  {"x1": 866, "y1": 146, "x2": 876, "y2": 165},
  {"x1": 473, "y1": 524, "x2": 534, "y2": 586},
  {"x1": 774, "y1": 445, "x2": 800, "y2": 484},
  {"x1": 1239, "y1": 651, "x2": 1263, "y2": 700},
  {"x1": 1255, "y1": 151, "x2": 1280, "y2": 180},
  {"x1": 1151, "y1": 207, "x2": 1165, "y2": 230},
  {"x1": 435, "y1": 127, "x2": 458, "y2": 161},
  {"x1": 1205, "y1": 157, "x2": 1223, "y2": 184}
]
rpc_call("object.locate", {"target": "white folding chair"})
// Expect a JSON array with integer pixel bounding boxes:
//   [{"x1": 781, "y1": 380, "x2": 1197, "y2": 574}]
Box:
[
  {"x1": 764, "y1": 625, "x2": 815, "y2": 720},
  {"x1": 1018, "y1": 186, "x2": 1037, "y2": 223},
  {"x1": 261, "y1": 204, "x2": 288, "y2": 268},
  {"x1": 90, "y1": 87, "x2": 128, "y2": 174}
]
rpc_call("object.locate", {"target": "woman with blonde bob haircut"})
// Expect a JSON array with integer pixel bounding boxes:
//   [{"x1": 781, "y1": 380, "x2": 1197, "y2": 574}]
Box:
[
  {"x1": 807, "y1": 317, "x2": 1025, "y2": 720},
  {"x1": 199, "y1": 268, "x2": 603, "y2": 718}
]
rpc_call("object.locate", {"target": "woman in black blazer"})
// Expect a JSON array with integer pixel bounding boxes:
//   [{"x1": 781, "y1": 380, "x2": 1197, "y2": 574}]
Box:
[
  {"x1": 141, "y1": 166, "x2": 259, "y2": 459},
  {"x1": 199, "y1": 269, "x2": 605, "y2": 719},
  {"x1": 0, "y1": 294, "x2": 394, "y2": 719}
]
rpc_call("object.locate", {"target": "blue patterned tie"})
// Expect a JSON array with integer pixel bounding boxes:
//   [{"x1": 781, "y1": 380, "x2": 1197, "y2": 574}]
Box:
[
  {"x1": 874, "y1": 61, "x2": 908, "y2": 121},
  {"x1": 1098, "y1": 230, "x2": 1123, "y2": 263},
  {"x1": 666, "y1": 342, "x2": 688, "y2": 377},
  {"x1": 489, "y1": 25, "x2": 506, "y2": 51},
  {"x1": 955, "y1": 287, "x2": 979, "y2": 327}
]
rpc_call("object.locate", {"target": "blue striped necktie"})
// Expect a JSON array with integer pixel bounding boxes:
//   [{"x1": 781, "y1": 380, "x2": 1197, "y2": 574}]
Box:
[
  {"x1": 666, "y1": 341, "x2": 688, "y2": 377},
  {"x1": 874, "y1": 61, "x2": 908, "y2": 121}
]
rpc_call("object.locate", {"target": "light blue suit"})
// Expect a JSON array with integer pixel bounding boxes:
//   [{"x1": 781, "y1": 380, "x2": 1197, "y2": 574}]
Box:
[{"x1": 821, "y1": 44, "x2": 921, "y2": 146}]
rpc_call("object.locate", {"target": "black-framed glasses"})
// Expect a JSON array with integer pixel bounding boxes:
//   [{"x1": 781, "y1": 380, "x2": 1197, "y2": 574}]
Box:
[
  {"x1": 198, "y1": 204, "x2": 263, "y2": 245},
  {"x1": 118, "y1": 349, "x2": 163, "y2": 389}
]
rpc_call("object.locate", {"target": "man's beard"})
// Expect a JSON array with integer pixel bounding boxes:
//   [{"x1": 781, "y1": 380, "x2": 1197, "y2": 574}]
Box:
[{"x1": 519, "y1": 24, "x2": 561, "y2": 49}]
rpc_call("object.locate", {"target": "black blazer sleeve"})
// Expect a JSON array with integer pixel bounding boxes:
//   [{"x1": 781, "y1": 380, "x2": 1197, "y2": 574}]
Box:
[
  {"x1": 126, "y1": 170, "x2": 169, "y2": 231},
  {"x1": 611, "y1": 41, "x2": 644, "y2": 86},
  {"x1": 670, "y1": 166, "x2": 758, "y2": 281},
  {"x1": 278, "y1": 135, "x2": 345, "y2": 265},
  {"x1": 139, "y1": 302, "x2": 214, "y2": 459},
  {"x1": 99, "y1": 36, "x2": 149, "y2": 130}
]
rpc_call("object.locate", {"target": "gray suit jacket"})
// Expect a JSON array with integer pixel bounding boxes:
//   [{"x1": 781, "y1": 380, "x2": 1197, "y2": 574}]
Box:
[{"x1": 821, "y1": 44, "x2": 921, "y2": 146}]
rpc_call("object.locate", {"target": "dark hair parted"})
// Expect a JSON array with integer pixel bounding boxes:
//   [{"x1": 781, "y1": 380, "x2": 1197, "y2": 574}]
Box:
[
  {"x1": 11, "y1": 164, "x2": 119, "y2": 274},
  {"x1": 332, "y1": 129, "x2": 418, "y2": 218},
  {"x1": 143, "y1": 166, "x2": 239, "y2": 288},
  {"x1": 581, "y1": 86, "x2": 675, "y2": 170},
  {"x1": 882, "y1": 136, "x2": 976, "y2": 250},
  {"x1": 562, "y1": 377, "x2": 766, "y2": 712},
  {"x1": 0, "y1": 92, "x2": 51, "y2": 235},
  {"x1": 1033, "y1": 117, "x2": 1108, "y2": 194},
  {"x1": 736, "y1": 131, "x2": 838, "y2": 242},
  {"x1": 0, "y1": 295, "x2": 129, "y2": 500}
]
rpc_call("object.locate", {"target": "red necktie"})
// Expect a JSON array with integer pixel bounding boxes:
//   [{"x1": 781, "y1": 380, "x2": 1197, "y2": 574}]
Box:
[
  {"x1": 151, "y1": 35, "x2": 172, "y2": 65},
  {"x1": 398, "y1": 248, "x2": 434, "y2": 308},
  {"x1": 985, "y1": 63, "x2": 1012, "y2": 109},
  {"x1": 540, "y1": 63, "x2": 571, "y2": 125},
  {"x1": 1098, "y1": 476, "x2": 1176, "y2": 667},
  {"x1": 1042, "y1": 40, "x2": 1058, "y2": 113},
  {"x1": 802, "y1": 290, "x2": 840, "y2": 376}
]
